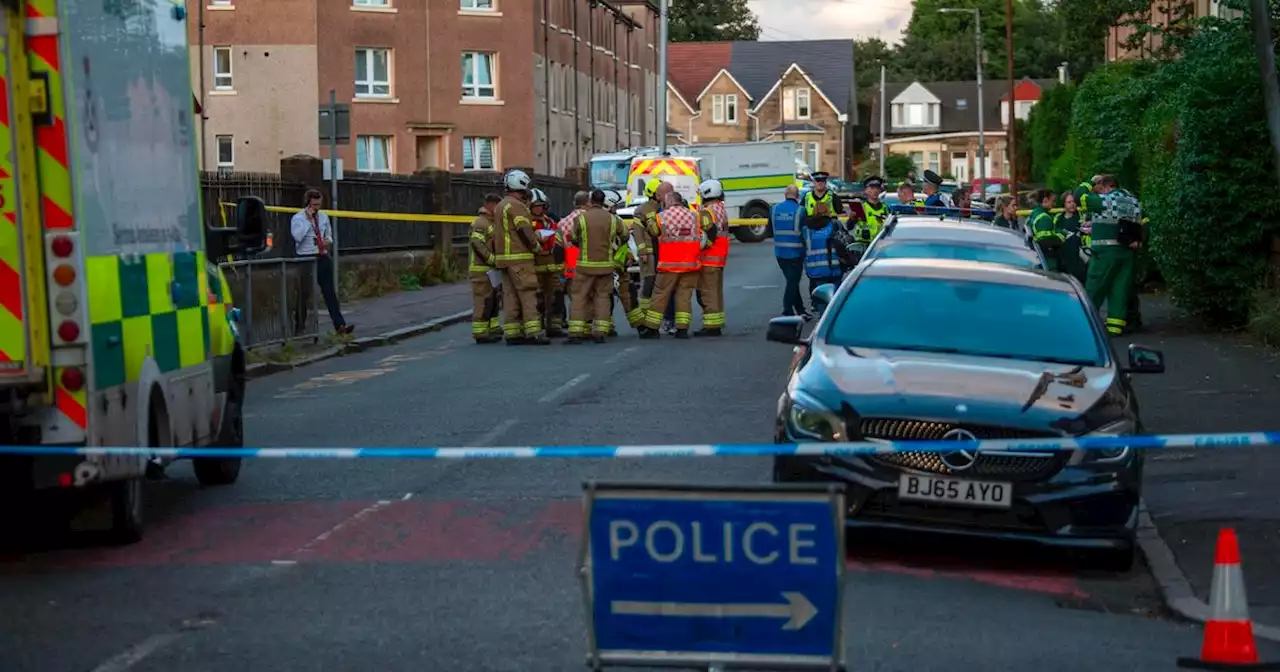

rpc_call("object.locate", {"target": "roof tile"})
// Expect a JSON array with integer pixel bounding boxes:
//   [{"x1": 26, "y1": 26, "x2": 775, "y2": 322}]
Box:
[{"x1": 667, "y1": 42, "x2": 732, "y2": 102}]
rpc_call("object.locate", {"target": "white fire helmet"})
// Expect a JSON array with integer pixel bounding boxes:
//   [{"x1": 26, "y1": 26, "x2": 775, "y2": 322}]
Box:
[
  {"x1": 698, "y1": 178, "x2": 724, "y2": 201},
  {"x1": 530, "y1": 188, "x2": 549, "y2": 206},
  {"x1": 604, "y1": 190, "x2": 623, "y2": 210},
  {"x1": 504, "y1": 169, "x2": 532, "y2": 192}
]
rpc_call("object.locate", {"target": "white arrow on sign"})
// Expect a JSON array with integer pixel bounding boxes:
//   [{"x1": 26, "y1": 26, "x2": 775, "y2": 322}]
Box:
[{"x1": 610, "y1": 591, "x2": 818, "y2": 631}]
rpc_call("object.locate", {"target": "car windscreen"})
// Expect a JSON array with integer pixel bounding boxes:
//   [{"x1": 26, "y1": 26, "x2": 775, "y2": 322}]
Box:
[
  {"x1": 825, "y1": 275, "x2": 1105, "y2": 366},
  {"x1": 590, "y1": 159, "x2": 630, "y2": 190},
  {"x1": 868, "y1": 240, "x2": 1040, "y2": 268}
]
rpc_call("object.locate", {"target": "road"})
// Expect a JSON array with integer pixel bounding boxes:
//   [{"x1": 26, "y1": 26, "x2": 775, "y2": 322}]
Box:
[{"x1": 0, "y1": 243, "x2": 1261, "y2": 671}]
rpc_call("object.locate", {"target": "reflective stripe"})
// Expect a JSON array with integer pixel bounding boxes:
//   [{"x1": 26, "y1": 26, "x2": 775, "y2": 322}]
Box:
[{"x1": 1092, "y1": 239, "x2": 1121, "y2": 246}]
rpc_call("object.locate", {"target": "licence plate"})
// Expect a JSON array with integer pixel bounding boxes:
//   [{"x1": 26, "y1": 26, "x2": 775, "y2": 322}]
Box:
[{"x1": 898, "y1": 474, "x2": 1013, "y2": 509}]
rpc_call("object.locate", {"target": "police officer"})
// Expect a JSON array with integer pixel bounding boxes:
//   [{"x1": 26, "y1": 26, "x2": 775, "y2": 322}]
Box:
[
  {"x1": 1081, "y1": 175, "x2": 1141, "y2": 336},
  {"x1": 771, "y1": 185, "x2": 806, "y2": 318},
  {"x1": 921, "y1": 170, "x2": 945, "y2": 207},
  {"x1": 494, "y1": 170, "x2": 550, "y2": 345},
  {"x1": 802, "y1": 197, "x2": 844, "y2": 289},
  {"x1": 800, "y1": 172, "x2": 843, "y2": 232},
  {"x1": 857, "y1": 176, "x2": 890, "y2": 245}
]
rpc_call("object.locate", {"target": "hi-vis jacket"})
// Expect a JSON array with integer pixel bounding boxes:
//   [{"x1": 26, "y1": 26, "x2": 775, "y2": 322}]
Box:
[
  {"x1": 567, "y1": 207, "x2": 624, "y2": 276},
  {"x1": 468, "y1": 208, "x2": 496, "y2": 278},
  {"x1": 860, "y1": 200, "x2": 890, "y2": 243},
  {"x1": 771, "y1": 198, "x2": 803, "y2": 259},
  {"x1": 493, "y1": 194, "x2": 537, "y2": 267},
  {"x1": 655, "y1": 207, "x2": 702, "y2": 274},
  {"x1": 631, "y1": 200, "x2": 661, "y2": 259},
  {"x1": 699, "y1": 200, "x2": 729, "y2": 268}
]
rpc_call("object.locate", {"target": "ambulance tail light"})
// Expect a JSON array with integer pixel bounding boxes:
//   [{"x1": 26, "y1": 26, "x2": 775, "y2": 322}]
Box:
[
  {"x1": 51, "y1": 234, "x2": 73, "y2": 258},
  {"x1": 59, "y1": 366, "x2": 85, "y2": 392},
  {"x1": 45, "y1": 233, "x2": 86, "y2": 346},
  {"x1": 57, "y1": 319, "x2": 80, "y2": 343}
]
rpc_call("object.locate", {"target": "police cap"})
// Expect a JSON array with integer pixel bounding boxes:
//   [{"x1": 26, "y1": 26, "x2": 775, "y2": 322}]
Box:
[
  {"x1": 811, "y1": 171, "x2": 830, "y2": 181},
  {"x1": 863, "y1": 175, "x2": 884, "y2": 189},
  {"x1": 923, "y1": 169, "x2": 943, "y2": 186}
]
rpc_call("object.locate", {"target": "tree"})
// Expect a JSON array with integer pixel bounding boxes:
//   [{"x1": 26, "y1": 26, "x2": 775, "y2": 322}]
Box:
[
  {"x1": 668, "y1": 0, "x2": 760, "y2": 42},
  {"x1": 883, "y1": 153, "x2": 917, "y2": 180}
]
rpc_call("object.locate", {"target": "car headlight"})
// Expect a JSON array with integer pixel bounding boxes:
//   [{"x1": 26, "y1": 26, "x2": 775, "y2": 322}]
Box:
[
  {"x1": 1070, "y1": 418, "x2": 1135, "y2": 464},
  {"x1": 785, "y1": 390, "x2": 847, "y2": 441}
]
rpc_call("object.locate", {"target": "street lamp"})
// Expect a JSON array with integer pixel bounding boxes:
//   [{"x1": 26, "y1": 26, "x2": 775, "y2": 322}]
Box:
[{"x1": 939, "y1": 7, "x2": 986, "y2": 198}]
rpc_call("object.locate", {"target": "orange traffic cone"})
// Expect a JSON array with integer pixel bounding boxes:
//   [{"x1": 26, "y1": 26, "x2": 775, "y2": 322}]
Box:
[{"x1": 1178, "y1": 528, "x2": 1280, "y2": 670}]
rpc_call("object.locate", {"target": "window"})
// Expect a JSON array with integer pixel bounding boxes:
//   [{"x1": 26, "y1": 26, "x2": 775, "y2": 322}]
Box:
[
  {"x1": 210, "y1": 0, "x2": 232, "y2": 5},
  {"x1": 213, "y1": 46, "x2": 232, "y2": 90},
  {"x1": 1016, "y1": 100, "x2": 1034, "y2": 119},
  {"x1": 928, "y1": 151, "x2": 939, "y2": 173},
  {"x1": 796, "y1": 88, "x2": 811, "y2": 119},
  {"x1": 868, "y1": 241, "x2": 1039, "y2": 269},
  {"x1": 825, "y1": 276, "x2": 1104, "y2": 367},
  {"x1": 462, "y1": 52, "x2": 496, "y2": 99},
  {"x1": 956, "y1": 98, "x2": 968, "y2": 109},
  {"x1": 460, "y1": 0, "x2": 493, "y2": 9},
  {"x1": 462, "y1": 136, "x2": 496, "y2": 170},
  {"x1": 907, "y1": 103, "x2": 924, "y2": 126},
  {"x1": 783, "y1": 88, "x2": 811, "y2": 120},
  {"x1": 807, "y1": 142, "x2": 820, "y2": 172},
  {"x1": 355, "y1": 48, "x2": 391, "y2": 97},
  {"x1": 216, "y1": 135, "x2": 234, "y2": 168},
  {"x1": 356, "y1": 135, "x2": 392, "y2": 173},
  {"x1": 711, "y1": 94, "x2": 725, "y2": 124},
  {"x1": 725, "y1": 94, "x2": 738, "y2": 123},
  {"x1": 354, "y1": 0, "x2": 389, "y2": 5},
  {"x1": 910, "y1": 151, "x2": 924, "y2": 171}
]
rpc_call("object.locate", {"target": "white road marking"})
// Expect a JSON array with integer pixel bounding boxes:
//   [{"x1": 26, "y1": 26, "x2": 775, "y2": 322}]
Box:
[
  {"x1": 604, "y1": 346, "x2": 639, "y2": 365},
  {"x1": 89, "y1": 634, "x2": 181, "y2": 672},
  {"x1": 289, "y1": 499, "x2": 395, "y2": 558},
  {"x1": 538, "y1": 373, "x2": 590, "y2": 404},
  {"x1": 741, "y1": 284, "x2": 779, "y2": 289},
  {"x1": 469, "y1": 418, "x2": 517, "y2": 447}
]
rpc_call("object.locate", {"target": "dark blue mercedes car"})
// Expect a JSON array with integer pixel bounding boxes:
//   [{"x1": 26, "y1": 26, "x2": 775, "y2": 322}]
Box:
[{"x1": 766, "y1": 257, "x2": 1166, "y2": 570}]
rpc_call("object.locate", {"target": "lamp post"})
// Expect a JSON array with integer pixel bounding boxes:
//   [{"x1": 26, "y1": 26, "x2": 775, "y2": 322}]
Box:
[{"x1": 939, "y1": 7, "x2": 985, "y2": 197}]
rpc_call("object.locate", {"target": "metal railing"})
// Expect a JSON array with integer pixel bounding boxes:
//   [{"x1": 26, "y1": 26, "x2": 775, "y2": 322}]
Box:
[{"x1": 219, "y1": 257, "x2": 321, "y2": 350}]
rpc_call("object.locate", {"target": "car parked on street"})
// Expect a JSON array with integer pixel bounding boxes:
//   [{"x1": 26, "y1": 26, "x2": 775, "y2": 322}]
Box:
[
  {"x1": 861, "y1": 216, "x2": 1047, "y2": 270},
  {"x1": 765, "y1": 257, "x2": 1166, "y2": 570}
]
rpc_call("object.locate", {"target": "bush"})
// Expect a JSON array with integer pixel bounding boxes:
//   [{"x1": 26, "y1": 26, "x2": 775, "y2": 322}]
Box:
[
  {"x1": 1249, "y1": 288, "x2": 1280, "y2": 346},
  {"x1": 1067, "y1": 60, "x2": 1156, "y2": 191},
  {"x1": 883, "y1": 153, "x2": 917, "y2": 180},
  {"x1": 1140, "y1": 25, "x2": 1280, "y2": 326},
  {"x1": 1026, "y1": 83, "x2": 1075, "y2": 184}
]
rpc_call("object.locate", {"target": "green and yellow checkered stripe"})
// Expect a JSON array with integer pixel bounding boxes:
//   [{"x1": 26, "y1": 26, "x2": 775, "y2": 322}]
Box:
[
  {"x1": 85, "y1": 251, "x2": 212, "y2": 390},
  {"x1": 719, "y1": 173, "x2": 795, "y2": 192}
]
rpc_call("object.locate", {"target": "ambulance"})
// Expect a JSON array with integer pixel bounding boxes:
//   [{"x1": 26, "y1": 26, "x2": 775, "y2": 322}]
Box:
[
  {"x1": 619, "y1": 154, "x2": 705, "y2": 215},
  {"x1": 0, "y1": 0, "x2": 264, "y2": 542}
]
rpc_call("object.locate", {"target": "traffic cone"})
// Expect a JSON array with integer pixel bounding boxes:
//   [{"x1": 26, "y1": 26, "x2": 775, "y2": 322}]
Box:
[{"x1": 1178, "y1": 528, "x2": 1280, "y2": 670}]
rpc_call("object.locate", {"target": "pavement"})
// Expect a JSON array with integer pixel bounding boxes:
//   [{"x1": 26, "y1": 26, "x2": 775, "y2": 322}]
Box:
[{"x1": 0, "y1": 244, "x2": 1276, "y2": 671}]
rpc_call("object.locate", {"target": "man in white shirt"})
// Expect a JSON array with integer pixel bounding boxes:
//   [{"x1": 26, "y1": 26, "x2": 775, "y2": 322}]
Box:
[{"x1": 291, "y1": 189, "x2": 353, "y2": 334}]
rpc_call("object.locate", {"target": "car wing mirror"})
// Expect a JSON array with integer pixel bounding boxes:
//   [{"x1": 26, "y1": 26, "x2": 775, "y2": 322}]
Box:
[
  {"x1": 766, "y1": 316, "x2": 805, "y2": 344},
  {"x1": 1125, "y1": 344, "x2": 1165, "y2": 374},
  {"x1": 810, "y1": 284, "x2": 835, "y2": 312}
]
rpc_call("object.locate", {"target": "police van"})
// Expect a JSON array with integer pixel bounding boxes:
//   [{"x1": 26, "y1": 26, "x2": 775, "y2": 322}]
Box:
[{"x1": 0, "y1": 0, "x2": 265, "y2": 542}]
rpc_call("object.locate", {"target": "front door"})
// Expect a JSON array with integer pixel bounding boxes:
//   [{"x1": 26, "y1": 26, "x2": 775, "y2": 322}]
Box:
[{"x1": 951, "y1": 152, "x2": 968, "y2": 182}]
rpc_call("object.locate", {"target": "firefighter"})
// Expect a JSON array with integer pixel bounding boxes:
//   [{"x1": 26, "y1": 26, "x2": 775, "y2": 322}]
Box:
[
  {"x1": 529, "y1": 188, "x2": 566, "y2": 337},
  {"x1": 606, "y1": 189, "x2": 646, "y2": 331},
  {"x1": 468, "y1": 193, "x2": 503, "y2": 344},
  {"x1": 641, "y1": 191, "x2": 702, "y2": 339},
  {"x1": 565, "y1": 189, "x2": 625, "y2": 344},
  {"x1": 694, "y1": 178, "x2": 728, "y2": 337},
  {"x1": 494, "y1": 169, "x2": 549, "y2": 345},
  {"x1": 632, "y1": 178, "x2": 667, "y2": 314}
]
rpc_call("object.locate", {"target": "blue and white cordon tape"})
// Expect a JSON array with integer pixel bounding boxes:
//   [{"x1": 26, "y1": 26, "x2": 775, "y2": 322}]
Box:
[{"x1": 0, "y1": 431, "x2": 1277, "y2": 460}]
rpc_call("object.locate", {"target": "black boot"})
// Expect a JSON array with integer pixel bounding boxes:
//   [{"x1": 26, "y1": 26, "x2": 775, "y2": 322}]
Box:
[
  {"x1": 592, "y1": 333, "x2": 607, "y2": 344},
  {"x1": 693, "y1": 327, "x2": 723, "y2": 338},
  {"x1": 565, "y1": 336, "x2": 585, "y2": 345},
  {"x1": 674, "y1": 329, "x2": 690, "y2": 340},
  {"x1": 639, "y1": 327, "x2": 659, "y2": 340},
  {"x1": 527, "y1": 334, "x2": 552, "y2": 346}
]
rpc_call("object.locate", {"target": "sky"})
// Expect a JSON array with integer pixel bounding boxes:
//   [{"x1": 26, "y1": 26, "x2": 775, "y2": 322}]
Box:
[{"x1": 747, "y1": 0, "x2": 913, "y2": 43}]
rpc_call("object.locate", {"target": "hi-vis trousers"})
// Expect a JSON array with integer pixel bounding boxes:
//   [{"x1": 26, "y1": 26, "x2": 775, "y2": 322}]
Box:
[
  {"x1": 568, "y1": 272, "x2": 613, "y2": 337},
  {"x1": 644, "y1": 271, "x2": 698, "y2": 330},
  {"x1": 696, "y1": 266, "x2": 725, "y2": 329},
  {"x1": 617, "y1": 269, "x2": 643, "y2": 328},
  {"x1": 500, "y1": 262, "x2": 542, "y2": 338},
  {"x1": 470, "y1": 275, "x2": 500, "y2": 338}
]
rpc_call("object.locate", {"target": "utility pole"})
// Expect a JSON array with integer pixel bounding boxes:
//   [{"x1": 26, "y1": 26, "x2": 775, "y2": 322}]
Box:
[
  {"x1": 657, "y1": 0, "x2": 669, "y2": 154},
  {"x1": 878, "y1": 65, "x2": 886, "y2": 178},
  {"x1": 940, "y1": 7, "x2": 986, "y2": 195},
  {"x1": 1004, "y1": 0, "x2": 1017, "y2": 194}
]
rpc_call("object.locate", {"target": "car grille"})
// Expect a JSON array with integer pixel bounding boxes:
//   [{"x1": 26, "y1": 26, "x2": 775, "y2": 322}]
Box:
[{"x1": 858, "y1": 418, "x2": 1067, "y2": 481}]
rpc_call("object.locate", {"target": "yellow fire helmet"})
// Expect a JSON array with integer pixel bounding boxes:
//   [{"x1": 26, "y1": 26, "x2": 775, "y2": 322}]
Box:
[{"x1": 644, "y1": 177, "x2": 662, "y2": 198}]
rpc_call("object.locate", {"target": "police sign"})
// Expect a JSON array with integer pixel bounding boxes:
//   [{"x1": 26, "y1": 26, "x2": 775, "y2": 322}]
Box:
[{"x1": 579, "y1": 482, "x2": 846, "y2": 670}]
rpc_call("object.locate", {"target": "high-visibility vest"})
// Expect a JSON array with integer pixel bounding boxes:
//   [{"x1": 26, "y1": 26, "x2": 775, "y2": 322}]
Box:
[
  {"x1": 803, "y1": 223, "x2": 842, "y2": 278},
  {"x1": 699, "y1": 201, "x2": 729, "y2": 268},
  {"x1": 771, "y1": 199, "x2": 803, "y2": 259},
  {"x1": 861, "y1": 200, "x2": 889, "y2": 242},
  {"x1": 655, "y1": 208, "x2": 702, "y2": 273}
]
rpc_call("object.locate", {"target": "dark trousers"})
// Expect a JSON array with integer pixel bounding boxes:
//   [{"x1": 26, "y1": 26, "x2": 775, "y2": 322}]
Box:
[
  {"x1": 776, "y1": 256, "x2": 805, "y2": 315},
  {"x1": 312, "y1": 254, "x2": 346, "y2": 330}
]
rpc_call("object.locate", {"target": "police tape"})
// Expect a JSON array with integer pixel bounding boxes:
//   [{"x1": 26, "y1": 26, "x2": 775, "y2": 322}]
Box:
[
  {"x1": 217, "y1": 201, "x2": 772, "y2": 229},
  {"x1": 3, "y1": 431, "x2": 1278, "y2": 460}
]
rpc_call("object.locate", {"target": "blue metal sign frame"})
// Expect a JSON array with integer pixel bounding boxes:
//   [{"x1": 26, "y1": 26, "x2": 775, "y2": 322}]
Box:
[{"x1": 579, "y1": 482, "x2": 847, "y2": 671}]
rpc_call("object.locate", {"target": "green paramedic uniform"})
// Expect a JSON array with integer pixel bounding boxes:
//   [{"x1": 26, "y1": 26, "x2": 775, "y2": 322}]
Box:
[
  {"x1": 1028, "y1": 205, "x2": 1065, "y2": 272},
  {"x1": 1082, "y1": 190, "x2": 1142, "y2": 335},
  {"x1": 1054, "y1": 211, "x2": 1089, "y2": 284}
]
